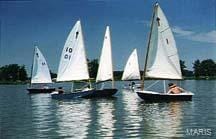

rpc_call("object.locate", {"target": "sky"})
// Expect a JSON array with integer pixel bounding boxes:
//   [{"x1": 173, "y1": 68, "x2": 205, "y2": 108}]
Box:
[{"x1": 0, "y1": 0, "x2": 215, "y2": 76}]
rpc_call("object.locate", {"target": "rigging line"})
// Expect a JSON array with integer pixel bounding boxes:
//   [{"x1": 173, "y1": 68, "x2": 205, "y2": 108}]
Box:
[
  {"x1": 159, "y1": 27, "x2": 170, "y2": 33},
  {"x1": 146, "y1": 80, "x2": 160, "y2": 90},
  {"x1": 167, "y1": 53, "x2": 178, "y2": 58},
  {"x1": 141, "y1": 3, "x2": 156, "y2": 90}
]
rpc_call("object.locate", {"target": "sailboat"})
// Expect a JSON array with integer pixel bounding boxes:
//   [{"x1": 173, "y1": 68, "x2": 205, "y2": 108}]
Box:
[
  {"x1": 92, "y1": 26, "x2": 118, "y2": 98},
  {"x1": 135, "y1": 3, "x2": 194, "y2": 102},
  {"x1": 27, "y1": 46, "x2": 55, "y2": 94},
  {"x1": 76, "y1": 26, "x2": 118, "y2": 98},
  {"x1": 51, "y1": 20, "x2": 93, "y2": 99},
  {"x1": 121, "y1": 49, "x2": 141, "y2": 89},
  {"x1": 51, "y1": 21, "x2": 117, "y2": 99}
]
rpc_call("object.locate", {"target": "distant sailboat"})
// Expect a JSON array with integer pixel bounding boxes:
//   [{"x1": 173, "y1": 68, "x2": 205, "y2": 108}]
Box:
[
  {"x1": 135, "y1": 3, "x2": 194, "y2": 102},
  {"x1": 51, "y1": 22, "x2": 117, "y2": 99},
  {"x1": 122, "y1": 49, "x2": 141, "y2": 89},
  {"x1": 27, "y1": 46, "x2": 55, "y2": 93}
]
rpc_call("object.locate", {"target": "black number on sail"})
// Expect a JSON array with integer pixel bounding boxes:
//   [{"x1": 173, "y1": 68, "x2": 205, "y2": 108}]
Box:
[
  {"x1": 64, "y1": 54, "x2": 71, "y2": 60},
  {"x1": 166, "y1": 38, "x2": 169, "y2": 44},
  {"x1": 75, "y1": 31, "x2": 79, "y2": 39},
  {"x1": 66, "y1": 47, "x2": 73, "y2": 53},
  {"x1": 156, "y1": 17, "x2": 160, "y2": 26},
  {"x1": 36, "y1": 53, "x2": 39, "y2": 58},
  {"x1": 42, "y1": 62, "x2": 46, "y2": 65}
]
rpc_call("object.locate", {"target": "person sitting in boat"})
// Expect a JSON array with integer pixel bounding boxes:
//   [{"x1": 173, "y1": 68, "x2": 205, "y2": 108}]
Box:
[
  {"x1": 131, "y1": 82, "x2": 135, "y2": 87},
  {"x1": 167, "y1": 83, "x2": 185, "y2": 94},
  {"x1": 57, "y1": 87, "x2": 64, "y2": 94}
]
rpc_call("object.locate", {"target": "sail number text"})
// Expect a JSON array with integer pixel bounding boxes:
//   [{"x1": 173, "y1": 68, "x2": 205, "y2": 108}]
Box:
[{"x1": 64, "y1": 47, "x2": 73, "y2": 60}]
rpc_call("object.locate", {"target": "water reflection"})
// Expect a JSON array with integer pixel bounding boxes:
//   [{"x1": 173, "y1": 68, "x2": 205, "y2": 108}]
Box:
[
  {"x1": 97, "y1": 99, "x2": 115, "y2": 137},
  {"x1": 55, "y1": 100, "x2": 91, "y2": 138},
  {"x1": 30, "y1": 94, "x2": 55, "y2": 138},
  {"x1": 86, "y1": 98, "x2": 116, "y2": 138},
  {"x1": 139, "y1": 101, "x2": 184, "y2": 138},
  {"x1": 1, "y1": 80, "x2": 215, "y2": 138},
  {"x1": 121, "y1": 89, "x2": 143, "y2": 137}
]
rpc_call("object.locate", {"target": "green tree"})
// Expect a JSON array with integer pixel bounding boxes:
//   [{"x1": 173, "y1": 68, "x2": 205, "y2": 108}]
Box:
[
  {"x1": 180, "y1": 60, "x2": 193, "y2": 77},
  {"x1": 193, "y1": 59, "x2": 216, "y2": 77},
  {"x1": 0, "y1": 64, "x2": 28, "y2": 81},
  {"x1": 193, "y1": 60, "x2": 201, "y2": 77},
  {"x1": 19, "y1": 65, "x2": 28, "y2": 81},
  {"x1": 199, "y1": 59, "x2": 216, "y2": 77},
  {"x1": 88, "y1": 59, "x2": 99, "y2": 78},
  {"x1": 180, "y1": 60, "x2": 186, "y2": 75},
  {"x1": 114, "y1": 71, "x2": 123, "y2": 80},
  {"x1": 5, "y1": 64, "x2": 19, "y2": 81},
  {"x1": 50, "y1": 70, "x2": 57, "y2": 79}
]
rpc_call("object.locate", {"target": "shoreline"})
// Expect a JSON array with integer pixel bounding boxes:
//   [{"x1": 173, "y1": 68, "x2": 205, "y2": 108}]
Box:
[{"x1": 0, "y1": 77, "x2": 216, "y2": 85}]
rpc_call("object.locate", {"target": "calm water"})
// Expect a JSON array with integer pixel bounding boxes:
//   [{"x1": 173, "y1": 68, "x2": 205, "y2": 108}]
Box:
[{"x1": 0, "y1": 80, "x2": 216, "y2": 138}]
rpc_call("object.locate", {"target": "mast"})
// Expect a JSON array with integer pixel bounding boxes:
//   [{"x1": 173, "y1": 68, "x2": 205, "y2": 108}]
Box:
[
  {"x1": 141, "y1": 3, "x2": 157, "y2": 90},
  {"x1": 29, "y1": 46, "x2": 36, "y2": 88},
  {"x1": 110, "y1": 27, "x2": 114, "y2": 89},
  {"x1": 163, "y1": 80, "x2": 166, "y2": 93}
]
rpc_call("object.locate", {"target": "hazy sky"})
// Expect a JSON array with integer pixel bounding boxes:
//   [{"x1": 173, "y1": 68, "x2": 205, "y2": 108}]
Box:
[{"x1": 0, "y1": 0, "x2": 215, "y2": 75}]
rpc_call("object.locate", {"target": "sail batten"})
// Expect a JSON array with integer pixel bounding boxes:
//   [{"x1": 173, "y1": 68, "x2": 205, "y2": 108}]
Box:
[
  {"x1": 96, "y1": 26, "x2": 114, "y2": 82},
  {"x1": 145, "y1": 4, "x2": 182, "y2": 80},
  {"x1": 122, "y1": 49, "x2": 141, "y2": 80},
  {"x1": 31, "y1": 46, "x2": 52, "y2": 84},
  {"x1": 57, "y1": 20, "x2": 90, "y2": 82}
]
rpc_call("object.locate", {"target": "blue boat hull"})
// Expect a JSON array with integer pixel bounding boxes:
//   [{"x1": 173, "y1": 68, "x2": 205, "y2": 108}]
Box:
[
  {"x1": 27, "y1": 88, "x2": 56, "y2": 94},
  {"x1": 82, "y1": 89, "x2": 118, "y2": 98},
  {"x1": 51, "y1": 89, "x2": 118, "y2": 99}
]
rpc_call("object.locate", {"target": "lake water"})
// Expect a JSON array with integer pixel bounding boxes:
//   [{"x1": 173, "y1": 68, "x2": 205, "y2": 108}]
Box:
[{"x1": 0, "y1": 80, "x2": 216, "y2": 138}]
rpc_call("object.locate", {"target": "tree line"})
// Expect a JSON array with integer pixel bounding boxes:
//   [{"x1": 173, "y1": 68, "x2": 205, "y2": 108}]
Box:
[
  {"x1": 0, "y1": 64, "x2": 28, "y2": 82},
  {"x1": 192, "y1": 59, "x2": 216, "y2": 78},
  {"x1": 179, "y1": 59, "x2": 216, "y2": 78},
  {"x1": 0, "y1": 59, "x2": 215, "y2": 83}
]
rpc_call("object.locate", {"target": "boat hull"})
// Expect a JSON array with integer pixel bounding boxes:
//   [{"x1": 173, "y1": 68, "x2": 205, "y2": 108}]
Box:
[
  {"x1": 82, "y1": 89, "x2": 118, "y2": 98},
  {"x1": 27, "y1": 88, "x2": 56, "y2": 94},
  {"x1": 135, "y1": 90, "x2": 193, "y2": 102},
  {"x1": 51, "y1": 89, "x2": 118, "y2": 99}
]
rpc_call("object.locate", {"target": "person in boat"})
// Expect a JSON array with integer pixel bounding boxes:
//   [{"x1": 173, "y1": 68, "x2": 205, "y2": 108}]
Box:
[
  {"x1": 167, "y1": 83, "x2": 185, "y2": 94},
  {"x1": 131, "y1": 82, "x2": 135, "y2": 87},
  {"x1": 56, "y1": 87, "x2": 64, "y2": 94},
  {"x1": 129, "y1": 81, "x2": 136, "y2": 89}
]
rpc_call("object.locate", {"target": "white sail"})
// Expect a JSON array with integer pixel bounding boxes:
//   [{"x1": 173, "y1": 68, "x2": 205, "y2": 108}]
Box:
[
  {"x1": 122, "y1": 49, "x2": 141, "y2": 80},
  {"x1": 31, "y1": 46, "x2": 52, "y2": 84},
  {"x1": 145, "y1": 3, "x2": 182, "y2": 79},
  {"x1": 96, "y1": 26, "x2": 113, "y2": 82},
  {"x1": 57, "y1": 20, "x2": 90, "y2": 81}
]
